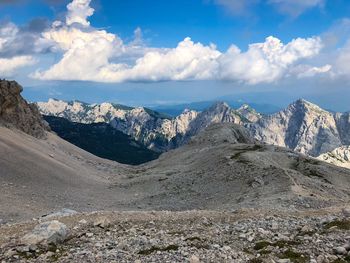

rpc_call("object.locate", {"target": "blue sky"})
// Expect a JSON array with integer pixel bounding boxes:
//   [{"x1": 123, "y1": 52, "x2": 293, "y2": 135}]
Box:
[{"x1": 2, "y1": 0, "x2": 350, "y2": 111}]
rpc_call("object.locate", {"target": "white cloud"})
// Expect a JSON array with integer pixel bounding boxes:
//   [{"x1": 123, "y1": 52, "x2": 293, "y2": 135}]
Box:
[
  {"x1": 268, "y1": 0, "x2": 324, "y2": 17},
  {"x1": 0, "y1": 56, "x2": 36, "y2": 77},
  {"x1": 290, "y1": 64, "x2": 332, "y2": 78},
  {"x1": 219, "y1": 36, "x2": 323, "y2": 84},
  {"x1": 66, "y1": 0, "x2": 94, "y2": 27},
  {"x1": 32, "y1": 0, "x2": 327, "y2": 85}
]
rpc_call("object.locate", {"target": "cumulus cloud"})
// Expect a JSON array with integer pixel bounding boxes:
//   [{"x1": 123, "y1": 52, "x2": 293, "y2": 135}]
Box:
[
  {"x1": 0, "y1": 56, "x2": 36, "y2": 77},
  {"x1": 32, "y1": 0, "x2": 328, "y2": 84},
  {"x1": 218, "y1": 36, "x2": 323, "y2": 84},
  {"x1": 66, "y1": 0, "x2": 94, "y2": 27}
]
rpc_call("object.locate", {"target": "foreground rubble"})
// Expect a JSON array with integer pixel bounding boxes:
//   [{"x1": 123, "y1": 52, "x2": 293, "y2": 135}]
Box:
[{"x1": 1, "y1": 209, "x2": 350, "y2": 263}]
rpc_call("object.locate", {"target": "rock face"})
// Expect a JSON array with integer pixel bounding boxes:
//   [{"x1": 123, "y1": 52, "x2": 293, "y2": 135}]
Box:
[
  {"x1": 317, "y1": 146, "x2": 350, "y2": 169},
  {"x1": 0, "y1": 80, "x2": 49, "y2": 138},
  {"x1": 248, "y1": 99, "x2": 350, "y2": 156},
  {"x1": 21, "y1": 220, "x2": 68, "y2": 246}
]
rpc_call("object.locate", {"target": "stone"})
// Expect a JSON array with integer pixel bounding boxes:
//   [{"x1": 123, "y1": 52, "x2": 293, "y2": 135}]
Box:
[
  {"x1": 334, "y1": 246, "x2": 347, "y2": 255},
  {"x1": 93, "y1": 217, "x2": 111, "y2": 229},
  {"x1": 189, "y1": 255, "x2": 200, "y2": 263},
  {"x1": 21, "y1": 220, "x2": 68, "y2": 246},
  {"x1": 342, "y1": 208, "x2": 350, "y2": 218}
]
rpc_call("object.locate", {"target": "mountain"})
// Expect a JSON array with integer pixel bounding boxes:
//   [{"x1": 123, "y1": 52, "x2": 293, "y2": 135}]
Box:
[
  {"x1": 37, "y1": 99, "x2": 260, "y2": 152},
  {"x1": 44, "y1": 116, "x2": 160, "y2": 165},
  {"x1": 317, "y1": 146, "x2": 350, "y2": 169},
  {"x1": 37, "y1": 98, "x2": 350, "y2": 160},
  {"x1": 151, "y1": 100, "x2": 280, "y2": 117},
  {"x1": 248, "y1": 99, "x2": 350, "y2": 157},
  {"x1": 236, "y1": 104, "x2": 262, "y2": 123}
]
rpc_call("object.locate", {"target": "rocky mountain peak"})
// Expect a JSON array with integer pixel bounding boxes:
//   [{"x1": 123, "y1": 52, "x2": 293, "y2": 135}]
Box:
[
  {"x1": 207, "y1": 101, "x2": 230, "y2": 112},
  {"x1": 289, "y1": 98, "x2": 326, "y2": 114},
  {"x1": 0, "y1": 80, "x2": 49, "y2": 138}
]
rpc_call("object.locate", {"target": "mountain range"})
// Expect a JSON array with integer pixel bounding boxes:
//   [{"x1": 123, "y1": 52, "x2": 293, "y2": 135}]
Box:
[
  {"x1": 3, "y1": 79, "x2": 350, "y2": 223},
  {"x1": 37, "y1": 97, "x2": 350, "y2": 167}
]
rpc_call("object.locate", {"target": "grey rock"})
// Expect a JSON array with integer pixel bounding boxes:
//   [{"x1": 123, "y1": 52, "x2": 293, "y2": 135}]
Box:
[
  {"x1": 21, "y1": 220, "x2": 68, "y2": 245},
  {"x1": 0, "y1": 80, "x2": 49, "y2": 138}
]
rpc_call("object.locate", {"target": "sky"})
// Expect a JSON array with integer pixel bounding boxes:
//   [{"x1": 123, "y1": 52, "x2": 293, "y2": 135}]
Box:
[{"x1": 1, "y1": 0, "x2": 350, "y2": 111}]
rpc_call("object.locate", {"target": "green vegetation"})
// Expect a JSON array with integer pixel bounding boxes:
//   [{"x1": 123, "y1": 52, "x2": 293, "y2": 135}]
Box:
[
  {"x1": 279, "y1": 249, "x2": 309, "y2": 263},
  {"x1": 248, "y1": 258, "x2": 264, "y2": 263},
  {"x1": 325, "y1": 220, "x2": 350, "y2": 230},
  {"x1": 138, "y1": 245, "x2": 179, "y2": 255},
  {"x1": 254, "y1": 241, "x2": 272, "y2": 250}
]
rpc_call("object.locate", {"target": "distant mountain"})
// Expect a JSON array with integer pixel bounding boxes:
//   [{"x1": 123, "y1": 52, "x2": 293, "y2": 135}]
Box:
[
  {"x1": 37, "y1": 98, "x2": 350, "y2": 161},
  {"x1": 151, "y1": 100, "x2": 280, "y2": 117},
  {"x1": 248, "y1": 99, "x2": 350, "y2": 156},
  {"x1": 37, "y1": 99, "x2": 259, "y2": 152},
  {"x1": 44, "y1": 116, "x2": 160, "y2": 165}
]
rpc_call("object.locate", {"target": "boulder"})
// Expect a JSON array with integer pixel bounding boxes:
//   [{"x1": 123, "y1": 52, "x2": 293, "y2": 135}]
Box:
[{"x1": 21, "y1": 220, "x2": 68, "y2": 246}]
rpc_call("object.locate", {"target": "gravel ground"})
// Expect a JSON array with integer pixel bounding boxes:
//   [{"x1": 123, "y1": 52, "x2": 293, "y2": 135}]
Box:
[{"x1": 1, "y1": 208, "x2": 350, "y2": 263}]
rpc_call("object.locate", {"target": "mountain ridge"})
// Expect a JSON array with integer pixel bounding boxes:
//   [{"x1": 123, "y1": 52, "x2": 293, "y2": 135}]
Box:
[{"x1": 37, "y1": 97, "x2": 350, "y2": 160}]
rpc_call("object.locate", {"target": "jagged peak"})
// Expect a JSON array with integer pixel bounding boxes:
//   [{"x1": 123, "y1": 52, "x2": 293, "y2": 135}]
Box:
[
  {"x1": 207, "y1": 101, "x2": 230, "y2": 111},
  {"x1": 288, "y1": 98, "x2": 328, "y2": 114}
]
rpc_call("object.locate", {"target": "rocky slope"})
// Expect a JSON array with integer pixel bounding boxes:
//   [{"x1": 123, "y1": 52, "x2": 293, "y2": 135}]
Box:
[
  {"x1": 248, "y1": 99, "x2": 350, "y2": 157},
  {"x1": 0, "y1": 80, "x2": 49, "y2": 138},
  {"x1": 317, "y1": 146, "x2": 350, "y2": 169},
  {"x1": 2, "y1": 209, "x2": 350, "y2": 263}
]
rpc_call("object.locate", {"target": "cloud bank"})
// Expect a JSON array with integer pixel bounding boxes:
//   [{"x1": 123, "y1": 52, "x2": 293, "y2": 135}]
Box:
[{"x1": 31, "y1": 0, "x2": 327, "y2": 84}]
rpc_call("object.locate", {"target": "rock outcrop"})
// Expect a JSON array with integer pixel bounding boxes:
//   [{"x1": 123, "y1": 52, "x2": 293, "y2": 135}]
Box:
[
  {"x1": 317, "y1": 145, "x2": 350, "y2": 169},
  {"x1": 0, "y1": 80, "x2": 49, "y2": 138}
]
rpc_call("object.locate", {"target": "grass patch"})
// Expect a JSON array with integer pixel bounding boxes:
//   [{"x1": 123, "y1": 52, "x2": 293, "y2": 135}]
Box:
[
  {"x1": 254, "y1": 240, "x2": 298, "y2": 251},
  {"x1": 138, "y1": 244, "x2": 179, "y2": 255},
  {"x1": 279, "y1": 249, "x2": 309, "y2": 263},
  {"x1": 248, "y1": 258, "x2": 264, "y2": 263},
  {"x1": 254, "y1": 241, "x2": 272, "y2": 250},
  {"x1": 185, "y1": 236, "x2": 202, "y2": 242},
  {"x1": 274, "y1": 240, "x2": 298, "y2": 248},
  {"x1": 325, "y1": 220, "x2": 350, "y2": 230}
]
